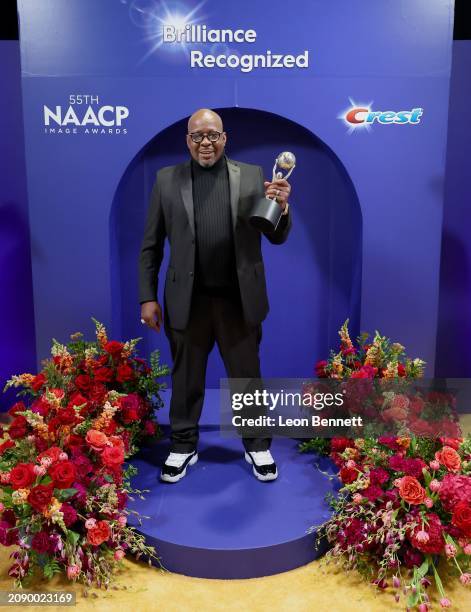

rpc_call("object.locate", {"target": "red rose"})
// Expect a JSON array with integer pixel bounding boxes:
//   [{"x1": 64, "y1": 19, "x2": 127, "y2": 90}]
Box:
[
  {"x1": 28, "y1": 484, "x2": 54, "y2": 512},
  {"x1": 94, "y1": 367, "x2": 113, "y2": 383},
  {"x1": 452, "y1": 501, "x2": 471, "y2": 537},
  {"x1": 8, "y1": 416, "x2": 28, "y2": 439},
  {"x1": 8, "y1": 402, "x2": 26, "y2": 417},
  {"x1": 104, "y1": 341, "x2": 124, "y2": 357},
  {"x1": 330, "y1": 438, "x2": 354, "y2": 453},
  {"x1": 116, "y1": 364, "x2": 134, "y2": 383},
  {"x1": 314, "y1": 360, "x2": 328, "y2": 378},
  {"x1": 38, "y1": 446, "x2": 62, "y2": 464},
  {"x1": 435, "y1": 446, "x2": 461, "y2": 472},
  {"x1": 67, "y1": 392, "x2": 88, "y2": 410},
  {"x1": 409, "y1": 419, "x2": 435, "y2": 436},
  {"x1": 31, "y1": 373, "x2": 46, "y2": 392},
  {"x1": 102, "y1": 446, "x2": 125, "y2": 467},
  {"x1": 57, "y1": 407, "x2": 78, "y2": 425},
  {"x1": 339, "y1": 465, "x2": 358, "y2": 484},
  {"x1": 121, "y1": 407, "x2": 139, "y2": 424},
  {"x1": 102, "y1": 420, "x2": 117, "y2": 435},
  {"x1": 87, "y1": 520, "x2": 111, "y2": 546},
  {"x1": 409, "y1": 397, "x2": 425, "y2": 416},
  {"x1": 31, "y1": 396, "x2": 50, "y2": 417},
  {"x1": 85, "y1": 429, "x2": 108, "y2": 451},
  {"x1": 351, "y1": 365, "x2": 378, "y2": 379},
  {"x1": 397, "y1": 363, "x2": 406, "y2": 377},
  {"x1": 74, "y1": 374, "x2": 91, "y2": 392},
  {"x1": 397, "y1": 476, "x2": 427, "y2": 505},
  {"x1": 0, "y1": 440, "x2": 15, "y2": 456},
  {"x1": 9, "y1": 463, "x2": 36, "y2": 489},
  {"x1": 49, "y1": 461, "x2": 76, "y2": 489},
  {"x1": 67, "y1": 434, "x2": 85, "y2": 448},
  {"x1": 87, "y1": 383, "x2": 107, "y2": 405},
  {"x1": 439, "y1": 437, "x2": 461, "y2": 450}
]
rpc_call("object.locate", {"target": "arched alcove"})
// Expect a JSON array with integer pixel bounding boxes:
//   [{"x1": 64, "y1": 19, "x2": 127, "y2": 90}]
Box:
[{"x1": 110, "y1": 108, "x2": 362, "y2": 383}]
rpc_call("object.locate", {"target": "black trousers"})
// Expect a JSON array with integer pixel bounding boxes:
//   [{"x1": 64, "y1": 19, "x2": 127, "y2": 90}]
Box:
[{"x1": 164, "y1": 285, "x2": 271, "y2": 453}]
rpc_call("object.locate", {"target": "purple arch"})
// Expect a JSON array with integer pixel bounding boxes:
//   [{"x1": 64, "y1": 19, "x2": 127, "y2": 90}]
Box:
[{"x1": 110, "y1": 108, "x2": 362, "y2": 383}]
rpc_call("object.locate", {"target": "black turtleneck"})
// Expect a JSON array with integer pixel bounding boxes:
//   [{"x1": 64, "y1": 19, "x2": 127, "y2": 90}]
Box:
[{"x1": 191, "y1": 155, "x2": 238, "y2": 289}]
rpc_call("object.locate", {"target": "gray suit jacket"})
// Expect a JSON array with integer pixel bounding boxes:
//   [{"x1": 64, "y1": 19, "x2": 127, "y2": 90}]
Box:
[{"x1": 138, "y1": 156, "x2": 292, "y2": 330}]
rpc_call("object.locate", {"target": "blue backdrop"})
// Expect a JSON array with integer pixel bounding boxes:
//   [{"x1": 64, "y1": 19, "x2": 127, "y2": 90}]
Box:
[{"x1": 16, "y1": 0, "x2": 454, "y2": 384}]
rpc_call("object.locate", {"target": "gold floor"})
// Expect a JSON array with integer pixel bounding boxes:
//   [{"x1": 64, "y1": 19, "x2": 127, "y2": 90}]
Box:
[{"x1": 0, "y1": 547, "x2": 469, "y2": 612}]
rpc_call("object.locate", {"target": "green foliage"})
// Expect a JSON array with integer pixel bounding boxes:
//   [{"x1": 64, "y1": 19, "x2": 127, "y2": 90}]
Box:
[
  {"x1": 43, "y1": 559, "x2": 62, "y2": 580},
  {"x1": 55, "y1": 488, "x2": 78, "y2": 501},
  {"x1": 66, "y1": 530, "x2": 80, "y2": 547},
  {"x1": 137, "y1": 349, "x2": 170, "y2": 410},
  {"x1": 408, "y1": 436, "x2": 439, "y2": 462},
  {"x1": 298, "y1": 438, "x2": 331, "y2": 455},
  {"x1": 42, "y1": 359, "x2": 65, "y2": 388}
]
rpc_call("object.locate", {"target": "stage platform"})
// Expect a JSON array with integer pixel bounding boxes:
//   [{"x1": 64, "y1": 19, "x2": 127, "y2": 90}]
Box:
[{"x1": 128, "y1": 391, "x2": 339, "y2": 579}]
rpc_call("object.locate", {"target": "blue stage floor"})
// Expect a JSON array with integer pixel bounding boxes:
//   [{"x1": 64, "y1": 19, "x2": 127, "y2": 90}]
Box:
[{"x1": 128, "y1": 390, "x2": 339, "y2": 579}]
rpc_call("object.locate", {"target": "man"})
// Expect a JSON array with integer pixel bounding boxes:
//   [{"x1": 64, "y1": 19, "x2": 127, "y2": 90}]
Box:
[{"x1": 139, "y1": 108, "x2": 292, "y2": 483}]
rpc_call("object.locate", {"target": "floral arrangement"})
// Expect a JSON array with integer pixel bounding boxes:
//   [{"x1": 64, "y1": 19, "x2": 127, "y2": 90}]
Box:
[
  {"x1": 307, "y1": 435, "x2": 471, "y2": 610},
  {"x1": 0, "y1": 320, "x2": 169, "y2": 588},
  {"x1": 314, "y1": 319, "x2": 427, "y2": 381},
  {"x1": 301, "y1": 321, "x2": 470, "y2": 610},
  {"x1": 301, "y1": 320, "x2": 460, "y2": 439}
]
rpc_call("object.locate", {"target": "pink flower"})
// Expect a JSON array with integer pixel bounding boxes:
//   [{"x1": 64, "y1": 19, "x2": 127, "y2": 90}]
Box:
[
  {"x1": 429, "y1": 479, "x2": 441, "y2": 492},
  {"x1": 85, "y1": 518, "x2": 97, "y2": 529},
  {"x1": 67, "y1": 565, "x2": 80, "y2": 580},
  {"x1": 346, "y1": 460, "x2": 355, "y2": 469},
  {"x1": 352, "y1": 493, "x2": 363, "y2": 504},
  {"x1": 424, "y1": 498, "x2": 434, "y2": 508},
  {"x1": 40, "y1": 456, "x2": 52, "y2": 468},
  {"x1": 429, "y1": 460, "x2": 440, "y2": 471},
  {"x1": 460, "y1": 573, "x2": 471, "y2": 585},
  {"x1": 0, "y1": 503, "x2": 4, "y2": 512},
  {"x1": 33, "y1": 465, "x2": 46, "y2": 477},
  {"x1": 114, "y1": 549, "x2": 125, "y2": 561},
  {"x1": 445, "y1": 543, "x2": 457, "y2": 558},
  {"x1": 418, "y1": 604, "x2": 429, "y2": 612},
  {"x1": 464, "y1": 544, "x2": 471, "y2": 555},
  {"x1": 117, "y1": 515, "x2": 127, "y2": 527},
  {"x1": 392, "y1": 576, "x2": 401, "y2": 589},
  {"x1": 0, "y1": 472, "x2": 10, "y2": 484},
  {"x1": 440, "y1": 598, "x2": 451, "y2": 608},
  {"x1": 59, "y1": 452, "x2": 68, "y2": 461},
  {"x1": 439, "y1": 475, "x2": 471, "y2": 511},
  {"x1": 416, "y1": 530, "x2": 430, "y2": 543}
]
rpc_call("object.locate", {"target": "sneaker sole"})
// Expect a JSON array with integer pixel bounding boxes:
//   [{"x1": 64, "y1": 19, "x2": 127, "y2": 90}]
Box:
[
  {"x1": 244, "y1": 452, "x2": 278, "y2": 481},
  {"x1": 160, "y1": 453, "x2": 198, "y2": 483}
]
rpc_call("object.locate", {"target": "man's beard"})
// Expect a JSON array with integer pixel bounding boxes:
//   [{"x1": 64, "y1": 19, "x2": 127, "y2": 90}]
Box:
[{"x1": 198, "y1": 154, "x2": 215, "y2": 168}]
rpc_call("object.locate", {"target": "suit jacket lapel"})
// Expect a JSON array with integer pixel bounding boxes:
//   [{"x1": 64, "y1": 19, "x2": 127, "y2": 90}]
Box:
[
  {"x1": 227, "y1": 158, "x2": 240, "y2": 233},
  {"x1": 180, "y1": 157, "x2": 240, "y2": 236},
  {"x1": 180, "y1": 161, "x2": 195, "y2": 237}
]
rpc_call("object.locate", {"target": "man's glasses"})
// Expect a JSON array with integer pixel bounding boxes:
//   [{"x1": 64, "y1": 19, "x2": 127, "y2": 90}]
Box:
[{"x1": 188, "y1": 131, "x2": 222, "y2": 144}]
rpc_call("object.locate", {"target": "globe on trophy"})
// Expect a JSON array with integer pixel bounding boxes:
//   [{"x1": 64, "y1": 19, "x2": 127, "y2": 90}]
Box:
[{"x1": 249, "y1": 151, "x2": 296, "y2": 232}]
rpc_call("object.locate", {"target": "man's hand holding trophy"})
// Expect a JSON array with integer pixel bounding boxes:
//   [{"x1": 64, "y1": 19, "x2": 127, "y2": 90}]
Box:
[{"x1": 250, "y1": 151, "x2": 296, "y2": 232}]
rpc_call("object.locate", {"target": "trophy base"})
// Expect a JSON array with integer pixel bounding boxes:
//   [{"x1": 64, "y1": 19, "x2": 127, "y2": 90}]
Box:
[{"x1": 249, "y1": 197, "x2": 283, "y2": 233}]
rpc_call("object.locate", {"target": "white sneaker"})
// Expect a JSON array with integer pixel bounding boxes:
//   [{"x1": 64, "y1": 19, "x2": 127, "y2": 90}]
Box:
[
  {"x1": 245, "y1": 450, "x2": 278, "y2": 481},
  {"x1": 160, "y1": 451, "x2": 198, "y2": 483}
]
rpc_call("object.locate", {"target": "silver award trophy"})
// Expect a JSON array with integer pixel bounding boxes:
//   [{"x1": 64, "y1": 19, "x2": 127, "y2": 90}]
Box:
[{"x1": 250, "y1": 151, "x2": 296, "y2": 232}]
